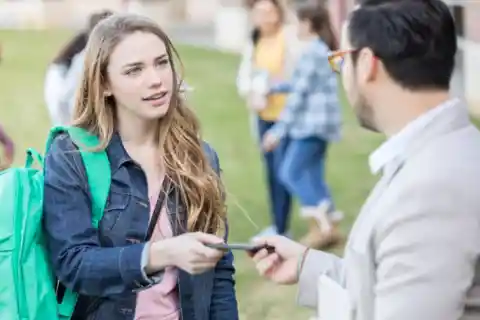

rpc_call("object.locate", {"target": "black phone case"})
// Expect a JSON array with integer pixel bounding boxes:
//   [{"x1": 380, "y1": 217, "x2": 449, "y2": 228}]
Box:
[{"x1": 205, "y1": 243, "x2": 275, "y2": 254}]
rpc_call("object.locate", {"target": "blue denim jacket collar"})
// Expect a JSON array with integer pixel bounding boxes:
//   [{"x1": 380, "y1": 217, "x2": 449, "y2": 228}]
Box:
[{"x1": 106, "y1": 132, "x2": 134, "y2": 174}]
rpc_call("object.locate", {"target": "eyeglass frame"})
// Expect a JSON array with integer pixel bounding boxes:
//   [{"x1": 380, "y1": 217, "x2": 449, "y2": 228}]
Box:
[{"x1": 327, "y1": 49, "x2": 359, "y2": 74}]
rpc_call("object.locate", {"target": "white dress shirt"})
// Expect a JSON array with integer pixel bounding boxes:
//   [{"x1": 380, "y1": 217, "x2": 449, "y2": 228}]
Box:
[{"x1": 369, "y1": 98, "x2": 461, "y2": 177}]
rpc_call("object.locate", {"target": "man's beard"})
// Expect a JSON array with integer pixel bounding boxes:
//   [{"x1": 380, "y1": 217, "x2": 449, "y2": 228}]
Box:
[{"x1": 354, "y1": 94, "x2": 379, "y2": 133}]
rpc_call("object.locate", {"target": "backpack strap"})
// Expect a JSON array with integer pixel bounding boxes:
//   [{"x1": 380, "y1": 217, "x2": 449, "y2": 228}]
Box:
[
  {"x1": 65, "y1": 126, "x2": 111, "y2": 228},
  {"x1": 47, "y1": 126, "x2": 111, "y2": 318}
]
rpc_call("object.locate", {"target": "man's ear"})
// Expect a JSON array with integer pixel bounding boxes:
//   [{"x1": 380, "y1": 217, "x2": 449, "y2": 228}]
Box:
[{"x1": 356, "y1": 47, "x2": 378, "y2": 84}]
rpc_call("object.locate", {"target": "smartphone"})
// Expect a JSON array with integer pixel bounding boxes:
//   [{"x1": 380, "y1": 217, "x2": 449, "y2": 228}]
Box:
[{"x1": 205, "y1": 243, "x2": 275, "y2": 254}]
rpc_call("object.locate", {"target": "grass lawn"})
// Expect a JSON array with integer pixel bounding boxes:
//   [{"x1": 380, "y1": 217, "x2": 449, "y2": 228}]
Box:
[{"x1": 0, "y1": 30, "x2": 384, "y2": 319}]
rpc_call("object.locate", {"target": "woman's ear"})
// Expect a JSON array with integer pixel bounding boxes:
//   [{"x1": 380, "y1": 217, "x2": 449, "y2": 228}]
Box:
[{"x1": 103, "y1": 82, "x2": 112, "y2": 97}]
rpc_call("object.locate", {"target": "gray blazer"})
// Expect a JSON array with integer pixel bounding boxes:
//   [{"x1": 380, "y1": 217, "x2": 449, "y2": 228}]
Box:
[{"x1": 298, "y1": 100, "x2": 480, "y2": 320}]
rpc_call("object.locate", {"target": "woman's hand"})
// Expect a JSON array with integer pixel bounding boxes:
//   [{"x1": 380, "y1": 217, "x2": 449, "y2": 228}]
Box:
[
  {"x1": 148, "y1": 232, "x2": 225, "y2": 275},
  {"x1": 262, "y1": 131, "x2": 280, "y2": 152}
]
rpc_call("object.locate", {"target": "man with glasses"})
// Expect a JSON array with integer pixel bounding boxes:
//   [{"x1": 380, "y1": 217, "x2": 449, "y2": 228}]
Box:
[{"x1": 249, "y1": 1, "x2": 480, "y2": 319}]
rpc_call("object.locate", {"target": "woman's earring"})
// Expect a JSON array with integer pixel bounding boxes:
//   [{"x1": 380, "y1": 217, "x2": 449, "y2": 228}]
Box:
[{"x1": 104, "y1": 91, "x2": 112, "y2": 99}]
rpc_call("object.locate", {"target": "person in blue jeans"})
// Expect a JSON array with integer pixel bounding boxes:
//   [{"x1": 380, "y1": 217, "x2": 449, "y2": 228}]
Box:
[
  {"x1": 237, "y1": 0, "x2": 304, "y2": 239},
  {"x1": 262, "y1": 2, "x2": 343, "y2": 249}
]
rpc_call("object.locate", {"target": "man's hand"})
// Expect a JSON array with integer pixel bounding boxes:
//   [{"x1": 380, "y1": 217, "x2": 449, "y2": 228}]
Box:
[{"x1": 250, "y1": 235, "x2": 308, "y2": 285}]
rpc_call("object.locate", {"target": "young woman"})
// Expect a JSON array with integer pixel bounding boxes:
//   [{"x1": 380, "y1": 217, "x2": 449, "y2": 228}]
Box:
[
  {"x1": 44, "y1": 10, "x2": 113, "y2": 126},
  {"x1": 43, "y1": 14, "x2": 238, "y2": 320},
  {"x1": 262, "y1": 3, "x2": 343, "y2": 249},
  {"x1": 236, "y1": 0, "x2": 303, "y2": 239}
]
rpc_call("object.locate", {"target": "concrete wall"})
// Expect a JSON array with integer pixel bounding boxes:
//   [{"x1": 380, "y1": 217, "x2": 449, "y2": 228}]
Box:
[
  {"x1": 465, "y1": 3, "x2": 480, "y2": 43},
  {"x1": 214, "y1": 2, "x2": 249, "y2": 52},
  {"x1": 44, "y1": 0, "x2": 125, "y2": 28},
  {"x1": 0, "y1": 0, "x2": 45, "y2": 29},
  {"x1": 185, "y1": 0, "x2": 220, "y2": 24},
  {"x1": 460, "y1": 38, "x2": 480, "y2": 114},
  {"x1": 212, "y1": 0, "x2": 297, "y2": 53},
  {"x1": 1, "y1": 0, "x2": 478, "y2": 111},
  {"x1": 0, "y1": 0, "x2": 179, "y2": 30}
]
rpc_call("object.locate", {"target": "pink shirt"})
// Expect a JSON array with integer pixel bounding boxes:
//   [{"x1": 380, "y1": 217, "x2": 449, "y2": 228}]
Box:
[{"x1": 134, "y1": 178, "x2": 180, "y2": 320}]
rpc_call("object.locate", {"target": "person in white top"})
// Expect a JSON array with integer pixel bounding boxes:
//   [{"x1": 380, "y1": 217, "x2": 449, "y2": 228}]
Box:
[
  {"x1": 44, "y1": 10, "x2": 113, "y2": 126},
  {"x1": 250, "y1": 1, "x2": 480, "y2": 319}
]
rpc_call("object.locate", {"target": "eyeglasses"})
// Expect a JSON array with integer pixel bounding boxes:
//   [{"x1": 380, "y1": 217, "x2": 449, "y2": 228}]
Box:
[{"x1": 327, "y1": 49, "x2": 358, "y2": 74}]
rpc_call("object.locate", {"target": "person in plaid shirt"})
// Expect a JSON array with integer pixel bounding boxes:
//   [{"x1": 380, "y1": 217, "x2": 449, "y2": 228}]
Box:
[{"x1": 262, "y1": 2, "x2": 343, "y2": 249}]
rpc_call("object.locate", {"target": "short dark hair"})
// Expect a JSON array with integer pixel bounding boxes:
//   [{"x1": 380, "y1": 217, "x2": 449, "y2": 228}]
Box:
[
  {"x1": 88, "y1": 9, "x2": 114, "y2": 33},
  {"x1": 297, "y1": 2, "x2": 338, "y2": 51},
  {"x1": 355, "y1": 0, "x2": 397, "y2": 5},
  {"x1": 52, "y1": 9, "x2": 114, "y2": 67},
  {"x1": 348, "y1": 0, "x2": 457, "y2": 91}
]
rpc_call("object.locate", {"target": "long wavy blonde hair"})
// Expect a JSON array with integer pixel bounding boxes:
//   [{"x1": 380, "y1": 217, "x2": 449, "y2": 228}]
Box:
[{"x1": 72, "y1": 14, "x2": 226, "y2": 236}]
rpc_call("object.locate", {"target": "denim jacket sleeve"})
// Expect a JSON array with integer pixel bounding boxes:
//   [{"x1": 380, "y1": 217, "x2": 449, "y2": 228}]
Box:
[
  {"x1": 210, "y1": 228, "x2": 239, "y2": 320},
  {"x1": 43, "y1": 134, "x2": 154, "y2": 297},
  {"x1": 202, "y1": 142, "x2": 239, "y2": 319}
]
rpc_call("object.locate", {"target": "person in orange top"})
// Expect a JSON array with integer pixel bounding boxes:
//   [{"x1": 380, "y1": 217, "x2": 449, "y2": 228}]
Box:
[{"x1": 237, "y1": 0, "x2": 303, "y2": 239}]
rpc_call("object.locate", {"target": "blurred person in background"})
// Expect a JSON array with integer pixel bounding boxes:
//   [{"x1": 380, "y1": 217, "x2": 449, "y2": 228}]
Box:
[
  {"x1": 44, "y1": 9, "x2": 113, "y2": 126},
  {"x1": 0, "y1": 45, "x2": 14, "y2": 169},
  {"x1": 0, "y1": 125, "x2": 14, "y2": 170},
  {"x1": 236, "y1": 0, "x2": 303, "y2": 239},
  {"x1": 262, "y1": 2, "x2": 343, "y2": 249}
]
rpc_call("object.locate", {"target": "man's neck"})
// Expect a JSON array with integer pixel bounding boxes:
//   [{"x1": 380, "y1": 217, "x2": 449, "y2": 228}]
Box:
[{"x1": 379, "y1": 91, "x2": 452, "y2": 137}]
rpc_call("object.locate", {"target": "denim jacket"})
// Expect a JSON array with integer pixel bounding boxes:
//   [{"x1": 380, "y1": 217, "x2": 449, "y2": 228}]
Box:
[{"x1": 43, "y1": 132, "x2": 238, "y2": 320}]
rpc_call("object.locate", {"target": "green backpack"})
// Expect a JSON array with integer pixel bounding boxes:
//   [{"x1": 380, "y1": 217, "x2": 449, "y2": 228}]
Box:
[{"x1": 0, "y1": 126, "x2": 111, "y2": 320}]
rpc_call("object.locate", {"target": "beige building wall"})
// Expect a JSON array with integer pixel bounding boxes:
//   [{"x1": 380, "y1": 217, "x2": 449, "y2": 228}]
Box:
[
  {"x1": 463, "y1": 2, "x2": 480, "y2": 112},
  {"x1": 214, "y1": 0, "x2": 249, "y2": 52},
  {"x1": 0, "y1": 0, "x2": 45, "y2": 29},
  {"x1": 0, "y1": 0, "x2": 182, "y2": 29},
  {"x1": 185, "y1": 0, "x2": 220, "y2": 24},
  {"x1": 43, "y1": 0, "x2": 125, "y2": 28},
  {"x1": 1, "y1": 0, "x2": 478, "y2": 109}
]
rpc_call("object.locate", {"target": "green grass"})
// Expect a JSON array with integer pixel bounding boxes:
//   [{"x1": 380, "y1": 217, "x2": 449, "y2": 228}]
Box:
[{"x1": 0, "y1": 30, "x2": 384, "y2": 319}]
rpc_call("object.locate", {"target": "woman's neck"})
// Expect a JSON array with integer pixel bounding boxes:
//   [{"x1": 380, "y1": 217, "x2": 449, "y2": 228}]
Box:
[
  {"x1": 116, "y1": 112, "x2": 158, "y2": 147},
  {"x1": 260, "y1": 25, "x2": 281, "y2": 39},
  {"x1": 300, "y1": 32, "x2": 319, "y2": 42}
]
